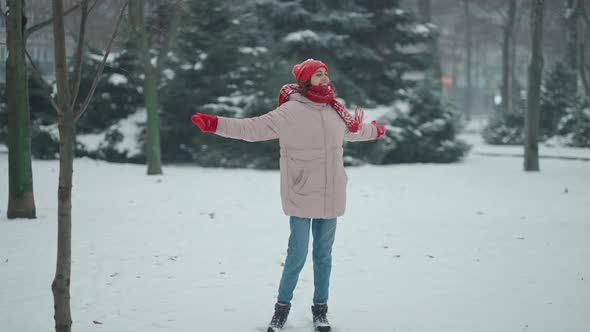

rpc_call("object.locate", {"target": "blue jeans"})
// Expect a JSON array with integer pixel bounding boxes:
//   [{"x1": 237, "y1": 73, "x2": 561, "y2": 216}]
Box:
[{"x1": 277, "y1": 216, "x2": 337, "y2": 305}]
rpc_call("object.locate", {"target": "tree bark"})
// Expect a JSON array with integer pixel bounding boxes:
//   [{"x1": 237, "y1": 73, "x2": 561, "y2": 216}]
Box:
[
  {"x1": 6, "y1": 0, "x2": 36, "y2": 219},
  {"x1": 577, "y1": 2, "x2": 589, "y2": 96},
  {"x1": 510, "y1": 2, "x2": 524, "y2": 112},
  {"x1": 417, "y1": 0, "x2": 442, "y2": 91},
  {"x1": 51, "y1": 0, "x2": 74, "y2": 330},
  {"x1": 129, "y1": 0, "x2": 163, "y2": 175},
  {"x1": 462, "y1": 0, "x2": 472, "y2": 120},
  {"x1": 451, "y1": 30, "x2": 459, "y2": 90},
  {"x1": 580, "y1": 42, "x2": 590, "y2": 96},
  {"x1": 49, "y1": 1, "x2": 127, "y2": 330},
  {"x1": 524, "y1": 0, "x2": 545, "y2": 172},
  {"x1": 565, "y1": 0, "x2": 580, "y2": 93},
  {"x1": 501, "y1": 0, "x2": 517, "y2": 113},
  {"x1": 70, "y1": 1, "x2": 89, "y2": 108},
  {"x1": 51, "y1": 0, "x2": 75, "y2": 332}
]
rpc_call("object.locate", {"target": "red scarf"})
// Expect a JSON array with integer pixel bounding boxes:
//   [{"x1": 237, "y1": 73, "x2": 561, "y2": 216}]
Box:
[{"x1": 278, "y1": 84, "x2": 363, "y2": 133}]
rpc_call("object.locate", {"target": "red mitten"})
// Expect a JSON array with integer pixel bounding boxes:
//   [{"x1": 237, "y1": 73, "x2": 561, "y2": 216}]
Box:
[
  {"x1": 371, "y1": 120, "x2": 386, "y2": 139},
  {"x1": 191, "y1": 113, "x2": 218, "y2": 133}
]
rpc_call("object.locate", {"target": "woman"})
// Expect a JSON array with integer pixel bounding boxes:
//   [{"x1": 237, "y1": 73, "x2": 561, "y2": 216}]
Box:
[{"x1": 191, "y1": 59, "x2": 385, "y2": 332}]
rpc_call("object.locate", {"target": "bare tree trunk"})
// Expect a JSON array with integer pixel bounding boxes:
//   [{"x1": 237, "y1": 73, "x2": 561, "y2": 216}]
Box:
[
  {"x1": 451, "y1": 30, "x2": 459, "y2": 90},
  {"x1": 565, "y1": 0, "x2": 580, "y2": 93},
  {"x1": 417, "y1": 0, "x2": 442, "y2": 91},
  {"x1": 524, "y1": 0, "x2": 545, "y2": 172},
  {"x1": 463, "y1": 0, "x2": 472, "y2": 120},
  {"x1": 6, "y1": 0, "x2": 36, "y2": 219},
  {"x1": 502, "y1": 0, "x2": 517, "y2": 113},
  {"x1": 44, "y1": 1, "x2": 127, "y2": 330},
  {"x1": 51, "y1": 0, "x2": 74, "y2": 330},
  {"x1": 510, "y1": 29, "x2": 517, "y2": 111},
  {"x1": 581, "y1": 43, "x2": 590, "y2": 96},
  {"x1": 578, "y1": 2, "x2": 590, "y2": 96},
  {"x1": 129, "y1": 0, "x2": 162, "y2": 175},
  {"x1": 510, "y1": 2, "x2": 524, "y2": 112}
]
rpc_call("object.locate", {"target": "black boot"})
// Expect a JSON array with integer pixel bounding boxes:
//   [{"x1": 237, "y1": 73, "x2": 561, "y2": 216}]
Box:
[
  {"x1": 311, "y1": 304, "x2": 331, "y2": 332},
  {"x1": 267, "y1": 303, "x2": 291, "y2": 332}
]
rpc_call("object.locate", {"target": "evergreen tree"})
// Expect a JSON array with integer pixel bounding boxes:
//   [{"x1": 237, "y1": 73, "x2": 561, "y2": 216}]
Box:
[
  {"x1": 353, "y1": 0, "x2": 433, "y2": 104},
  {"x1": 160, "y1": 0, "x2": 283, "y2": 167},
  {"x1": 483, "y1": 61, "x2": 577, "y2": 145},
  {"x1": 75, "y1": 49, "x2": 142, "y2": 133},
  {"x1": 29, "y1": 75, "x2": 60, "y2": 160},
  {"x1": 555, "y1": 97, "x2": 590, "y2": 147},
  {"x1": 482, "y1": 109, "x2": 524, "y2": 145},
  {"x1": 257, "y1": 0, "x2": 433, "y2": 106},
  {"x1": 29, "y1": 76, "x2": 56, "y2": 126},
  {"x1": 28, "y1": 49, "x2": 144, "y2": 160},
  {"x1": 539, "y1": 62, "x2": 576, "y2": 137},
  {"x1": 349, "y1": 80, "x2": 470, "y2": 164}
]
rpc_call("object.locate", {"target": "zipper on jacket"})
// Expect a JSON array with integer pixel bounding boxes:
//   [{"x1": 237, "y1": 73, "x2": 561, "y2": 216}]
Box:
[{"x1": 319, "y1": 106, "x2": 328, "y2": 217}]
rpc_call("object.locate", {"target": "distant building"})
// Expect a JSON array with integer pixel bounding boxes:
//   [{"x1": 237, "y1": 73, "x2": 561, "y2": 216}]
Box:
[{"x1": 0, "y1": 2, "x2": 77, "y2": 83}]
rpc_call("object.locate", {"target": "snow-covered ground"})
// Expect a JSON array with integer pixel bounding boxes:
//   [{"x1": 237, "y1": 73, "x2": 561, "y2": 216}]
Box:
[{"x1": 1, "y1": 135, "x2": 589, "y2": 332}]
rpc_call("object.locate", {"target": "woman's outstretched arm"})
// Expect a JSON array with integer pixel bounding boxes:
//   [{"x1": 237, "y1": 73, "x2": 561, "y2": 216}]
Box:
[
  {"x1": 192, "y1": 107, "x2": 286, "y2": 142},
  {"x1": 344, "y1": 121, "x2": 385, "y2": 142}
]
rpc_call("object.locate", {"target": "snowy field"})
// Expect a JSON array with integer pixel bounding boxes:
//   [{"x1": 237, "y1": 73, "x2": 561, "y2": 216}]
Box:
[{"x1": 1, "y1": 141, "x2": 589, "y2": 332}]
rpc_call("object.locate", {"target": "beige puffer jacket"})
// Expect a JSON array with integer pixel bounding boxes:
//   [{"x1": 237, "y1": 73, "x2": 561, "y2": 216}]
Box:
[{"x1": 215, "y1": 93, "x2": 377, "y2": 218}]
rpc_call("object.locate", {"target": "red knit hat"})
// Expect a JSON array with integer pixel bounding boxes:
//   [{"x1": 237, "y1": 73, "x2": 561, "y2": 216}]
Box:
[{"x1": 292, "y1": 59, "x2": 328, "y2": 82}]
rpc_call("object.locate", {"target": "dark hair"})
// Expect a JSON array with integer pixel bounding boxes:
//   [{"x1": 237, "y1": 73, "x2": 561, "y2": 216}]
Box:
[{"x1": 298, "y1": 80, "x2": 336, "y2": 95}]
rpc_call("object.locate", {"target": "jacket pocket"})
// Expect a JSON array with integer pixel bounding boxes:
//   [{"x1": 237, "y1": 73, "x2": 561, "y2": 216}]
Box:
[{"x1": 287, "y1": 149, "x2": 324, "y2": 195}]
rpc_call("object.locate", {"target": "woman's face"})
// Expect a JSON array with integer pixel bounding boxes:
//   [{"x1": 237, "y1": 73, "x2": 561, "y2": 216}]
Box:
[{"x1": 310, "y1": 68, "x2": 330, "y2": 86}]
